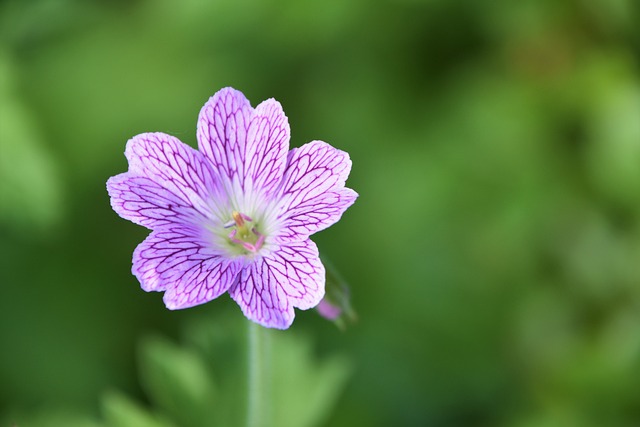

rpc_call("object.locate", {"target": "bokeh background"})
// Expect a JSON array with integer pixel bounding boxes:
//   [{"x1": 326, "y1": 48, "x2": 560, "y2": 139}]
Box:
[{"x1": 2, "y1": 0, "x2": 640, "y2": 426}]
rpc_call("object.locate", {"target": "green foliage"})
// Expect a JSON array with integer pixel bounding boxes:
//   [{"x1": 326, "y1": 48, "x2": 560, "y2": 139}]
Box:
[
  {"x1": 1, "y1": 408, "x2": 103, "y2": 427},
  {"x1": 129, "y1": 315, "x2": 350, "y2": 427},
  {"x1": 2, "y1": 314, "x2": 350, "y2": 427},
  {"x1": 101, "y1": 391, "x2": 176, "y2": 427},
  {"x1": 0, "y1": 49, "x2": 63, "y2": 232},
  {"x1": 137, "y1": 336, "x2": 217, "y2": 427},
  {"x1": 270, "y1": 331, "x2": 351, "y2": 427}
]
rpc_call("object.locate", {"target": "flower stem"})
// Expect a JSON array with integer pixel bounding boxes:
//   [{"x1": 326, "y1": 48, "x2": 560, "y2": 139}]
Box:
[{"x1": 247, "y1": 320, "x2": 271, "y2": 427}]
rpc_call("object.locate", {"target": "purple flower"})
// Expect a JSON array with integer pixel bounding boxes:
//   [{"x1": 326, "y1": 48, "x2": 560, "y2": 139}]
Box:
[
  {"x1": 317, "y1": 299, "x2": 343, "y2": 321},
  {"x1": 316, "y1": 260, "x2": 356, "y2": 329},
  {"x1": 107, "y1": 88, "x2": 357, "y2": 329}
]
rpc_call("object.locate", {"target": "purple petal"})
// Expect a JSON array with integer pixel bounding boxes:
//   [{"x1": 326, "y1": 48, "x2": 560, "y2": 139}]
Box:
[
  {"x1": 277, "y1": 188, "x2": 358, "y2": 242},
  {"x1": 116, "y1": 132, "x2": 225, "y2": 224},
  {"x1": 132, "y1": 224, "x2": 243, "y2": 309},
  {"x1": 107, "y1": 173, "x2": 204, "y2": 229},
  {"x1": 276, "y1": 140, "x2": 358, "y2": 242},
  {"x1": 197, "y1": 88, "x2": 290, "y2": 203},
  {"x1": 244, "y1": 99, "x2": 289, "y2": 199},
  {"x1": 229, "y1": 239, "x2": 325, "y2": 329},
  {"x1": 196, "y1": 88, "x2": 252, "y2": 193}
]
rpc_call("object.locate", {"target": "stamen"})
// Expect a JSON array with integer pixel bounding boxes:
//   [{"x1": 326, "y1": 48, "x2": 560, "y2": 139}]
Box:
[
  {"x1": 227, "y1": 211, "x2": 265, "y2": 254},
  {"x1": 243, "y1": 242, "x2": 258, "y2": 253},
  {"x1": 232, "y1": 211, "x2": 245, "y2": 228},
  {"x1": 252, "y1": 228, "x2": 265, "y2": 250}
]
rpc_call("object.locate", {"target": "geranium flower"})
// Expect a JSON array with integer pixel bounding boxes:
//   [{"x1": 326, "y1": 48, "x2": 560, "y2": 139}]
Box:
[{"x1": 107, "y1": 87, "x2": 357, "y2": 329}]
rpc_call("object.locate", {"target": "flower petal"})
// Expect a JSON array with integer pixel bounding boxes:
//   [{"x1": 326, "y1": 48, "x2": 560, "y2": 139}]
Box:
[
  {"x1": 275, "y1": 140, "x2": 357, "y2": 242},
  {"x1": 277, "y1": 188, "x2": 358, "y2": 242},
  {"x1": 107, "y1": 173, "x2": 202, "y2": 229},
  {"x1": 197, "y1": 88, "x2": 290, "y2": 206},
  {"x1": 121, "y1": 132, "x2": 225, "y2": 223},
  {"x1": 197, "y1": 87, "x2": 251, "y2": 195},
  {"x1": 244, "y1": 98, "x2": 289, "y2": 200},
  {"x1": 132, "y1": 224, "x2": 243, "y2": 309},
  {"x1": 229, "y1": 239, "x2": 325, "y2": 329}
]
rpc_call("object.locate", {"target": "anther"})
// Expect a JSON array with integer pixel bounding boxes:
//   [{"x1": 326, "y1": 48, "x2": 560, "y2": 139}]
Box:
[
  {"x1": 227, "y1": 211, "x2": 264, "y2": 254},
  {"x1": 232, "y1": 211, "x2": 245, "y2": 228}
]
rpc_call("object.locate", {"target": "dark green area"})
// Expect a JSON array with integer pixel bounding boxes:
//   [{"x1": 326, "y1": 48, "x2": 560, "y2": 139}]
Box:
[{"x1": 2, "y1": 0, "x2": 640, "y2": 425}]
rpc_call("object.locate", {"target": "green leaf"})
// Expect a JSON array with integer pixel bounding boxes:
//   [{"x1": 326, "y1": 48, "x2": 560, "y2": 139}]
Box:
[
  {"x1": 101, "y1": 390, "x2": 177, "y2": 427},
  {"x1": 137, "y1": 335, "x2": 217, "y2": 427},
  {"x1": 270, "y1": 332, "x2": 352, "y2": 427},
  {"x1": 183, "y1": 313, "x2": 248, "y2": 427}
]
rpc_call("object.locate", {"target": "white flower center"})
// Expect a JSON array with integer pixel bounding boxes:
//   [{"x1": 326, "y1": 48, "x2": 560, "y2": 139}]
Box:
[{"x1": 224, "y1": 211, "x2": 265, "y2": 254}]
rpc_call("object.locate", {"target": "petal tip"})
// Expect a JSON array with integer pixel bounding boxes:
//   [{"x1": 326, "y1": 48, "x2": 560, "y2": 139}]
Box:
[
  {"x1": 163, "y1": 292, "x2": 191, "y2": 310},
  {"x1": 208, "y1": 87, "x2": 252, "y2": 110}
]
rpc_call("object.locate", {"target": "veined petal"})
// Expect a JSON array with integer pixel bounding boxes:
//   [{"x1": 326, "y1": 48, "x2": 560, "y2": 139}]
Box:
[
  {"x1": 197, "y1": 89, "x2": 290, "y2": 208},
  {"x1": 197, "y1": 87, "x2": 251, "y2": 196},
  {"x1": 107, "y1": 173, "x2": 203, "y2": 229},
  {"x1": 229, "y1": 239, "x2": 325, "y2": 329},
  {"x1": 276, "y1": 140, "x2": 357, "y2": 242},
  {"x1": 244, "y1": 98, "x2": 289, "y2": 201},
  {"x1": 277, "y1": 188, "x2": 358, "y2": 242},
  {"x1": 132, "y1": 224, "x2": 243, "y2": 309},
  {"x1": 123, "y1": 132, "x2": 225, "y2": 222}
]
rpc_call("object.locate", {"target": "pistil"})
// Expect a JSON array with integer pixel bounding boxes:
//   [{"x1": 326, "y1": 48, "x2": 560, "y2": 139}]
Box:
[{"x1": 227, "y1": 211, "x2": 265, "y2": 253}]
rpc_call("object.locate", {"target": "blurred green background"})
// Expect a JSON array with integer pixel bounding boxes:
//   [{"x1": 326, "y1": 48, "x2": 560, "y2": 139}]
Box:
[{"x1": 2, "y1": 0, "x2": 640, "y2": 425}]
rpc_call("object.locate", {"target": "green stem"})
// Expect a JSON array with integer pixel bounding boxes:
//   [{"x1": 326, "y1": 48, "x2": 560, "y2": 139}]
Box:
[{"x1": 247, "y1": 320, "x2": 271, "y2": 427}]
